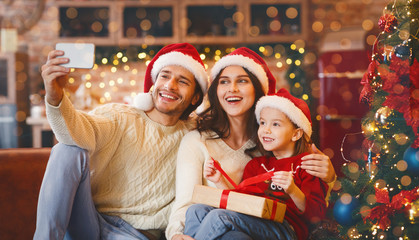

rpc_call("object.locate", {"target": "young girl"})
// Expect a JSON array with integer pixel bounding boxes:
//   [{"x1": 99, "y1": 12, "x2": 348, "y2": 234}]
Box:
[{"x1": 184, "y1": 88, "x2": 329, "y2": 240}]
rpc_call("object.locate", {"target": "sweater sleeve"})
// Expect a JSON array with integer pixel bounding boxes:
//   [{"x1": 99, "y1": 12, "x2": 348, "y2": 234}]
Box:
[
  {"x1": 46, "y1": 94, "x2": 117, "y2": 152},
  {"x1": 165, "y1": 131, "x2": 209, "y2": 240},
  {"x1": 298, "y1": 168, "x2": 329, "y2": 222}
]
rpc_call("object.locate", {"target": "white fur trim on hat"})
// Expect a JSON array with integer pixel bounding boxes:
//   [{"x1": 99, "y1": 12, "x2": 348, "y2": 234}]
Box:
[
  {"x1": 210, "y1": 55, "x2": 269, "y2": 93},
  {"x1": 255, "y1": 96, "x2": 312, "y2": 137},
  {"x1": 151, "y1": 51, "x2": 208, "y2": 94},
  {"x1": 133, "y1": 92, "x2": 154, "y2": 111}
]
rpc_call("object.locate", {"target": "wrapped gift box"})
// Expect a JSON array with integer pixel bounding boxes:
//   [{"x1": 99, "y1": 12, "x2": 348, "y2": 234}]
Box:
[{"x1": 192, "y1": 185, "x2": 286, "y2": 222}]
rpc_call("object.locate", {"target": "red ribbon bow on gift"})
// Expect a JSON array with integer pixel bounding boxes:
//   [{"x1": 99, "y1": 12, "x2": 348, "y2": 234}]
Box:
[
  {"x1": 212, "y1": 158, "x2": 279, "y2": 220},
  {"x1": 363, "y1": 186, "x2": 419, "y2": 229}
]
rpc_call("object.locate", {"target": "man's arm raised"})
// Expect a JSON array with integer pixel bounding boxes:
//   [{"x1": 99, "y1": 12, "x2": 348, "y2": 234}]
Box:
[{"x1": 41, "y1": 50, "x2": 70, "y2": 106}]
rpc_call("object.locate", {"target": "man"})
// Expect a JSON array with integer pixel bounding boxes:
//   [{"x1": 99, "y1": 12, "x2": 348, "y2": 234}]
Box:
[{"x1": 34, "y1": 43, "x2": 208, "y2": 240}]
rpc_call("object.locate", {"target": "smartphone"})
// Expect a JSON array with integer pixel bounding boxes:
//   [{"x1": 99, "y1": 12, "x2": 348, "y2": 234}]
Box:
[{"x1": 55, "y1": 43, "x2": 95, "y2": 69}]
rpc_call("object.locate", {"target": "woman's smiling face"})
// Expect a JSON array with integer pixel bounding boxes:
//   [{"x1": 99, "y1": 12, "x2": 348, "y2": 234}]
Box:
[{"x1": 216, "y1": 65, "x2": 256, "y2": 119}]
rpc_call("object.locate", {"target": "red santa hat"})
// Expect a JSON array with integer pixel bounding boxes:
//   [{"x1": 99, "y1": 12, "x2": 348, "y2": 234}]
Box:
[
  {"x1": 255, "y1": 88, "x2": 312, "y2": 137},
  {"x1": 133, "y1": 43, "x2": 208, "y2": 111},
  {"x1": 210, "y1": 47, "x2": 276, "y2": 94}
]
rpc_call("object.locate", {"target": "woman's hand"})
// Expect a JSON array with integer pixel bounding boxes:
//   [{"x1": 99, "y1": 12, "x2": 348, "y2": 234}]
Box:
[
  {"x1": 203, "y1": 159, "x2": 222, "y2": 184},
  {"x1": 301, "y1": 144, "x2": 336, "y2": 183},
  {"x1": 41, "y1": 50, "x2": 71, "y2": 106}
]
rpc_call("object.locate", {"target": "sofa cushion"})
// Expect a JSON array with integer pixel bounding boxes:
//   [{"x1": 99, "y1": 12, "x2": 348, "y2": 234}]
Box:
[{"x1": 0, "y1": 148, "x2": 51, "y2": 240}]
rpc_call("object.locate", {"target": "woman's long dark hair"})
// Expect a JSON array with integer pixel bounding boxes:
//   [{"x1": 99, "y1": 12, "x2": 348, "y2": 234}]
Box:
[
  {"x1": 197, "y1": 67, "x2": 266, "y2": 157},
  {"x1": 179, "y1": 80, "x2": 204, "y2": 120}
]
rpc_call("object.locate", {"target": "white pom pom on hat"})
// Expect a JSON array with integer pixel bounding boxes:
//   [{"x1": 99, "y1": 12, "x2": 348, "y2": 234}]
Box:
[{"x1": 133, "y1": 92, "x2": 154, "y2": 111}]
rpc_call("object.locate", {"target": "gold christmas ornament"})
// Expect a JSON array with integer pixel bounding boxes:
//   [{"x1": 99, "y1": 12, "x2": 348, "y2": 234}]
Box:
[
  {"x1": 409, "y1": 199, "x2": 419, "y2": 224},
  {"x1": 375, "y1": 106, "x2": 392, "y2": 125},
  {"x1": 362, "y1": 121, "x2": 377, "y2": 137}
]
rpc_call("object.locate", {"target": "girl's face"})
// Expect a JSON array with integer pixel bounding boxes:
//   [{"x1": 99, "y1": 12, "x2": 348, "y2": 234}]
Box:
[
  {"x1": 257, "y1": 107, "x2": 303, "y2": 158},
  {"x1": 216, "y1": 65, "x2": 256, "y2": 119}
]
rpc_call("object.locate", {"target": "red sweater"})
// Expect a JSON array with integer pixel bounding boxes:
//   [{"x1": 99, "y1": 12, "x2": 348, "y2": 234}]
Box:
[{"x1": 242, "y1": 153, "x2": 328, "y2": 240}]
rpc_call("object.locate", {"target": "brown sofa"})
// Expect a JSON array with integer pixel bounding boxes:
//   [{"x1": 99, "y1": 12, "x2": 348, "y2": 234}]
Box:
[
  {"x1": 0, "y1": 148, "x2": 51, "y2": 240},
  {"x1": 0, "y1": 147, "x2": 337, "y2": 240}
]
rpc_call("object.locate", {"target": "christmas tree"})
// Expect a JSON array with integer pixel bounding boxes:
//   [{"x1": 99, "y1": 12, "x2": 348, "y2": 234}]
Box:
[{"x1": 331, "y1": 0, "x2": 419, "y2": 239}]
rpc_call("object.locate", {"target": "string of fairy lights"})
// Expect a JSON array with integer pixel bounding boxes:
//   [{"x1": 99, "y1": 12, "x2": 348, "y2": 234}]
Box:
[{"x1": 65, "y1": 42, "x2": 307, "y2": 107}]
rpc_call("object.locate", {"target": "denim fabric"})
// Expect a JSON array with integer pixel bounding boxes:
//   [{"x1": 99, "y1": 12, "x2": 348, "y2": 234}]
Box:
[
  {"x1": 219, "y1": 231, "x2": 253, "y2": 240},
  {"x1": 34, "y1": 143, "x2": 151, "y2": 240},
  {"x1": 184, "y1": 204, "x2": 297, "y2": 240},
  {"x1": 99, "y1": 214, "x2": 150, "y2": 240}
]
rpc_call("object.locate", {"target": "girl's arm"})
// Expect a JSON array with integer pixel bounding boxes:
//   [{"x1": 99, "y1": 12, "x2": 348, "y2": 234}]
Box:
[{"x1": 271, "y1": 171, "x2": 306, "y2": 212}]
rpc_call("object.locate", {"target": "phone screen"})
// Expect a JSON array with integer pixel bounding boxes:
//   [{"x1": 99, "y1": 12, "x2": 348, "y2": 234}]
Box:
[{"x1": 55, "y1": 43, "x2": 95, "y2": 69}]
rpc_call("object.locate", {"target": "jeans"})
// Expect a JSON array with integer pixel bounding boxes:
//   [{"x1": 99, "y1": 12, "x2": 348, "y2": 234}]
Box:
[
  {"x1": 34, "y1": 143, "x2": 151, "y2": 240},
  {"x1": 184, "y1": 204, "x2": 297, "y2": 240}
]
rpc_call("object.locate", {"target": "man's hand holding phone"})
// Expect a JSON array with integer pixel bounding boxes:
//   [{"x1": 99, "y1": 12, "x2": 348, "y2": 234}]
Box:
[{"x1": 41, "y1": 43, "x2": 95, "y2": 106}]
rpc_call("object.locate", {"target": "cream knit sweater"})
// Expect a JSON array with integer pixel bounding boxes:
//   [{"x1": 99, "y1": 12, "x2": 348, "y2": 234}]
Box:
[
  {"x1": 165, "y1": 130, "x2": 257, "y2": 240},
  {"x1": 46, "y1": 95, "x2": 193, "y2": 230}
]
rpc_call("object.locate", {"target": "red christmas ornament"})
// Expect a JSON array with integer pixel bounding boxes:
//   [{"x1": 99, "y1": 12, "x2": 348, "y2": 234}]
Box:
[
  {"x1": 378, "y1": 14, "x2": 398, "y2": 33},
  {"x1": 359, "y1": 60, "x2": 379, "y2": 104}
]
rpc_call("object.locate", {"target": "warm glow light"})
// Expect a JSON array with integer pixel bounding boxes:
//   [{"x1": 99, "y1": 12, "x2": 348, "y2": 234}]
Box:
[
  {"x1": 66, "y1": 8, "x2": 78, "y2": 19},
  {"x1": 312, "y1": 21, "x2": 323, "y2": 32},
  {"x1": 159, "y1": 9, "x2": 171, "y2": 22},
  {"x1": 286, "y1": 7, "x2": 298, "y2": 19},
  {"x1": 138, "y1": 52, "x2": 147, "y2": 59},
  {"x1": 248, "y1": 26, "x2": 260, "y2": 37},
  {"x1": 140, "y1": 19, "x2": 152, "y2": 31},
  {"x1": 266, "y1": 6, "x2": 278, "y2": 18}
]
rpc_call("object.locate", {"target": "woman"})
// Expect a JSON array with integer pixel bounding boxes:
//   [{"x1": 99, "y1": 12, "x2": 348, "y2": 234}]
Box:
[{"x1": 166, "y1": 47, "x2": 335, "y2": 240}]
